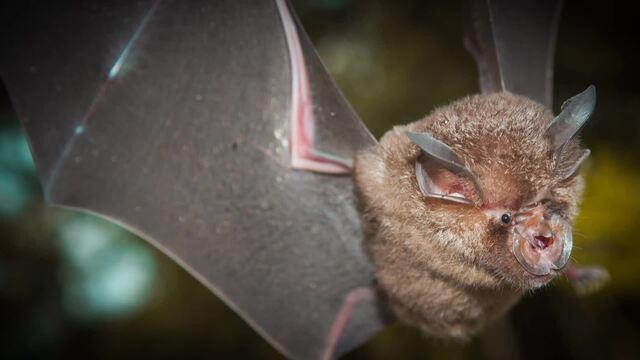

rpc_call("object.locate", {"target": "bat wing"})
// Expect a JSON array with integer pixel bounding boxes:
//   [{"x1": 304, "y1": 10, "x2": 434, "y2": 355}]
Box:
[
  {"x1": 463, "y1": 0, "x2": 563, "y2": 107},
  {"x1": 0, "y1": 1, "x2": 387, "y2": 358}
]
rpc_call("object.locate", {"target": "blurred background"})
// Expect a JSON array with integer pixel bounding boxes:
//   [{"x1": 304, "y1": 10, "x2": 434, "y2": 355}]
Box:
[{"x1": 1, "y1": 0, "x2": 639, "y2": 358}]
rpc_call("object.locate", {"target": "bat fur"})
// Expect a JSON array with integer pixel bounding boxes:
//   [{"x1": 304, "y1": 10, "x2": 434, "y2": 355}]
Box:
[{"x1": 354, "y1": 92, "x2": 586, "y2": 338}]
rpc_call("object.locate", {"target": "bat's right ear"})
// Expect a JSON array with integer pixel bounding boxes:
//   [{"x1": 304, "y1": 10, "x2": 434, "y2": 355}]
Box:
[
  {"x1": 546, "y1": 85, "x2": 596, "y2": 180},
  {"x1": 407, "y1": 131, "x2": 482, "y2": 204},
  {"x1": 546, "y1": 85, "x2": 596, "y2": 151}
]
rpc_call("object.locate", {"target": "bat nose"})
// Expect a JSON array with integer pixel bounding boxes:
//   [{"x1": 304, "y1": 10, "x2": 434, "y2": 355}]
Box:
[
  {"x1": 516, "y1": 205, "x2": 554, "y2": 249},
  {"x1": 532, "y1": 222, "x2": 552, "y2": 238},
  {"x1": 527, "y1": 222, "x2": 553, "y2": 249},
  {"x1": 511, "y1": 214, "x2": 573, "y2": 276},
  {"x1": 534, "y1": 234, "x2": 553, "y2": 249}
]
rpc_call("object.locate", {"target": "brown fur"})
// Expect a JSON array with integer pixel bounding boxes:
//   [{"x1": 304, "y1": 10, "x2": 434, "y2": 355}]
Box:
[{"x1": 354, "y1": 92, "x2": 585, "y2": 338}]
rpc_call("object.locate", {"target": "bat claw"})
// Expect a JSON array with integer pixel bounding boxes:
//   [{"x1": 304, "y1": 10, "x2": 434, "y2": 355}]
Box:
[{"x1": 567, "y1": 265, "x2": 610, "y2": 296}]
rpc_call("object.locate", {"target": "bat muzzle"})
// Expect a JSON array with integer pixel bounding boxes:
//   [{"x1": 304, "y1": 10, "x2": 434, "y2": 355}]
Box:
[{"x1": 510, "y1": 212, "x2": 572, "y2": 276}]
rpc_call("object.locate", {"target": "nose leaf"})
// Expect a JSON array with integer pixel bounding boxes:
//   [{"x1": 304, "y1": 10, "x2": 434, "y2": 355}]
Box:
[
  {"x1": 511, "y1": 215, "x2": 572, "y2": 276},
  {"x1": 534, "y1": 235, "x2": 552, "y2": 249}
]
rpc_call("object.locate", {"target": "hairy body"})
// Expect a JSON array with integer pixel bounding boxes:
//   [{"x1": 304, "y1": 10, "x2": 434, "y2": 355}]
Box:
[{"x1": 354, "y1": 91, "x2": 588, "y2": 337}]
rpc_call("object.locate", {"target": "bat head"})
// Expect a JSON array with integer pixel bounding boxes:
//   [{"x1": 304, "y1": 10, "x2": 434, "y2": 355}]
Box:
[{"x1": 355, "y1": 87, "x2": 595, "y2": 291}]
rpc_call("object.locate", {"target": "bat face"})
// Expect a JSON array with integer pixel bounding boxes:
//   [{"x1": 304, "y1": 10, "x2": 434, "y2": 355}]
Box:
[{"x1": 354, "y1": 87, "x2": 594, "y2": 337}]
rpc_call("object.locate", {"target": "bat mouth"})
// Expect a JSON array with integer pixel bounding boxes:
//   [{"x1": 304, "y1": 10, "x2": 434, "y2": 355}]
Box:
[{"x1": 511, "y1": 215, "x2": 572, "y2": 276}]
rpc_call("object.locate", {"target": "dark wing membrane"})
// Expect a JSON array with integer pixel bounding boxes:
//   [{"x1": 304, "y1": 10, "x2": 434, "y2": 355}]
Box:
[
  {"x1": 0, "y1": 0, "x2": 156, "y2": 188},
  {"x1": 463, "y1": 0, "x2": 563, "y2": 107},
  {"x1": 0, "y1": 1, "x2": 387, "y2": 358}
]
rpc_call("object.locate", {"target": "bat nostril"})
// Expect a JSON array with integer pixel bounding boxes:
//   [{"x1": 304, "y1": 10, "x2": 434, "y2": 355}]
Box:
[{"x1": 534, "y1": 235, "x2": 553, "y2": 249}]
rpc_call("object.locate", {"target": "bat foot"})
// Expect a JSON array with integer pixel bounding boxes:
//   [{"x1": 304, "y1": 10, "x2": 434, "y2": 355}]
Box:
[{"x1": 566, "y1": 265, "x2": 610, "y2": 296}]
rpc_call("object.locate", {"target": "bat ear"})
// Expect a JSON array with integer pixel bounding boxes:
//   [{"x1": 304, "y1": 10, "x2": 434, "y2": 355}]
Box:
[
  {"x1": 407, "y1": 132, "x2": 474, "y2": 177},
  {"x1": 546, "y1": 85, "x2": 596, "y2": 180},
  {"x1": 407, "y1": 131, "x2": 482, "y2": 204},
  {"x1": 414, "y1": 160, "x2": 474, "y2": 204},
  {"x1": 546, "y1": 85, "x2": 596, "y2": 151}
]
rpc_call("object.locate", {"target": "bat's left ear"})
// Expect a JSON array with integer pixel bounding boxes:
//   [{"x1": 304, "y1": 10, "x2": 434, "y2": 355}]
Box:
[
  {"x1": 407, "y1": 131, "x2": 483, "y2": 204},
  {"x1": 546, "y1": 85, "x2": 596, "y2": 179},
  {"x1": 407, "y1": 132, "x2": 476, "y2": 179}
]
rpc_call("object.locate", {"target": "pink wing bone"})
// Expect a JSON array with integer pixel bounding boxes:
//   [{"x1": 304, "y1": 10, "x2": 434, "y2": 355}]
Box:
[
  {"x1": 320, "y1": 286, "x2": 378, "y2": 360},
  {"x1": 276, "y1": 0, "x2": 352, "y2": 174}
]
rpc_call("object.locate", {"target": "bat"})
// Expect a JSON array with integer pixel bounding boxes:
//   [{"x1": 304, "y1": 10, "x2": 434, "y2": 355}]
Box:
[
  {"x1": 355, "y1": 86, "x2": 597, "y2": 338},
  {"x1": 353, "y1": 0, "x2": 608, "y2": 338},
  {"x1": 0, "y1": 0, "x2": 606, "y2": 358}
]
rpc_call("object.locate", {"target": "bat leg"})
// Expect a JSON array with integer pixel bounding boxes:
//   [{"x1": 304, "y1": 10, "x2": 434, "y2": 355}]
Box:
[
  {"x1": 565, "y1": 263, "x2": 610, "y2": 296},
  {"x1": 321, "y1": 286, "x2": 377, "y2": 360}
]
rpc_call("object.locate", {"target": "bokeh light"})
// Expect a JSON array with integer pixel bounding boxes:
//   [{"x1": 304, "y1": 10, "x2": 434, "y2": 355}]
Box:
[
  {"x1": 0, "y1": 127, "x2": 35, "y2": 217},
  {"x1": 57, "y1": 215, "x2": 157, "y2": 320}
]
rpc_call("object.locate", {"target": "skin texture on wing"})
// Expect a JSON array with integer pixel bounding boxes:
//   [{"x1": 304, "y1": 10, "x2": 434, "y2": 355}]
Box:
[
  {"x1": 0, "y1": 1, "x2": 386, "y2": 358},
  {"x1": 354, "y1": 92, "x2": 586, "y2": 338}
]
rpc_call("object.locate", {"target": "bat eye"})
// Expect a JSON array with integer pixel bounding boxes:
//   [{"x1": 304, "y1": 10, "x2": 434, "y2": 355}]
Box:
[{"x1": 501, "y1": 213, "x2": 512, "y2": 225}]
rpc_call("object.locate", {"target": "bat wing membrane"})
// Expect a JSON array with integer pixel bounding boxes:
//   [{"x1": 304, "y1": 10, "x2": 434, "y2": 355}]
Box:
[{"x1": 0, "y1": 1, "x2": 386, "y2": 358}]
